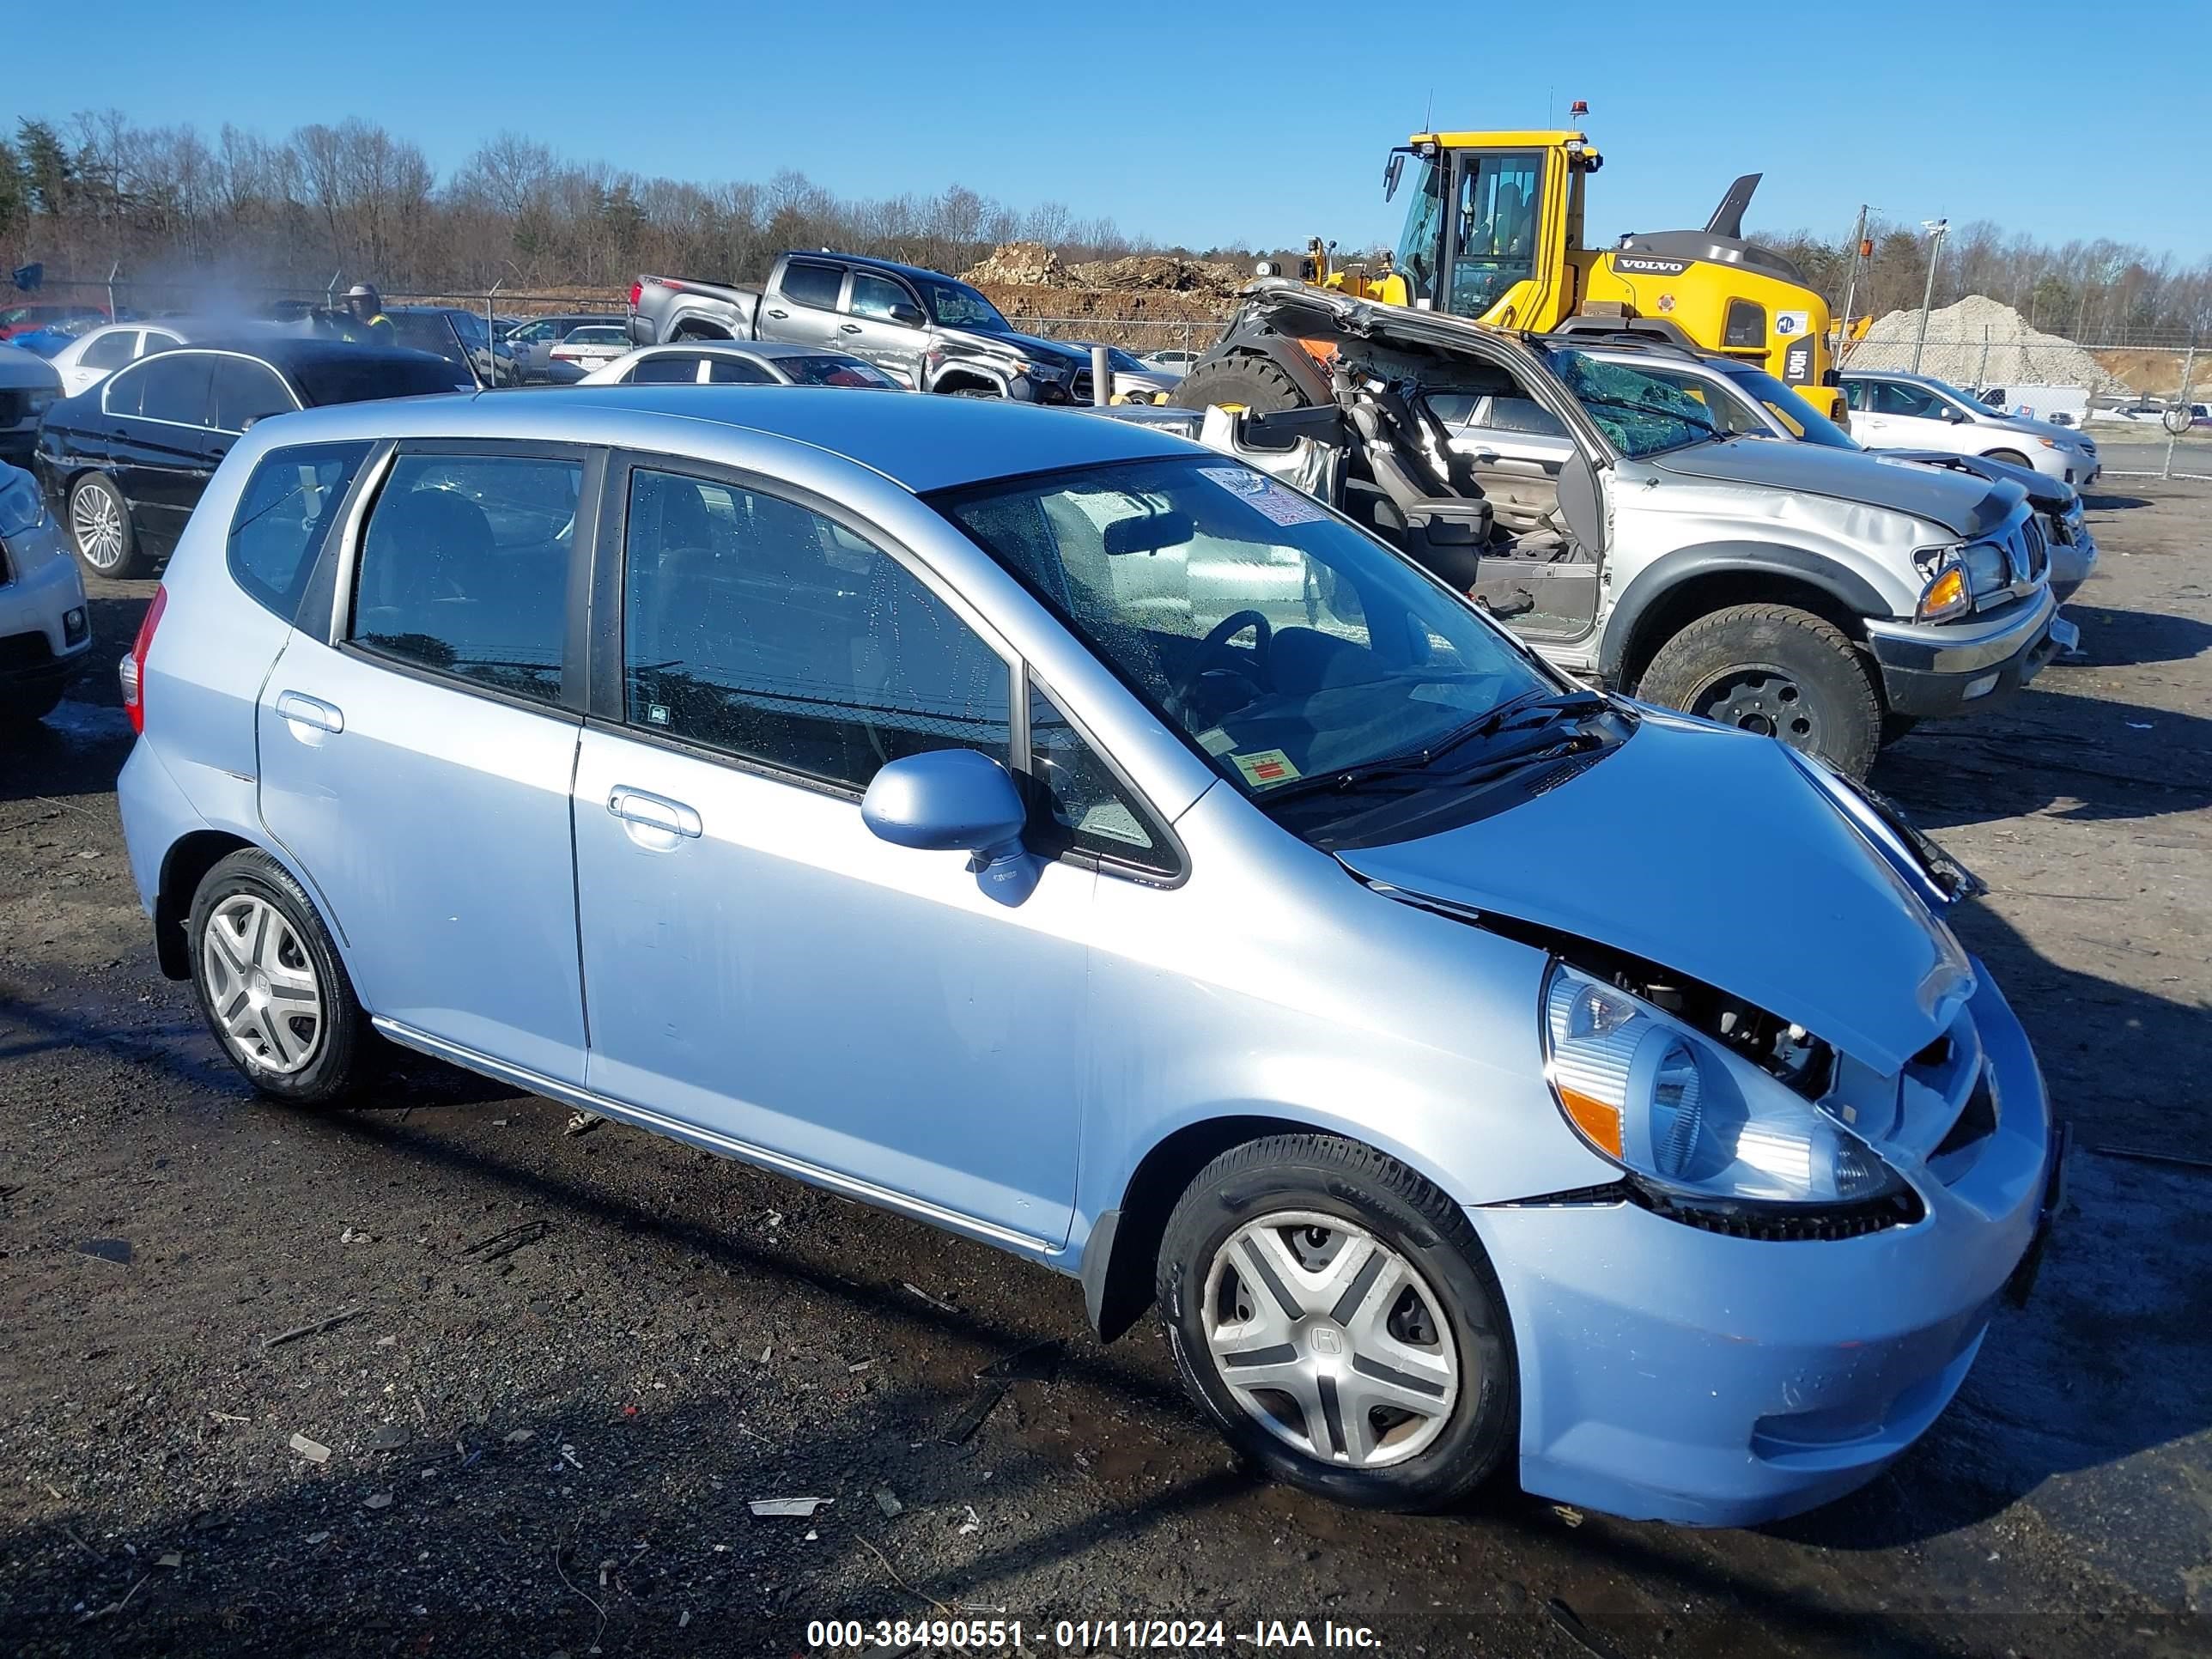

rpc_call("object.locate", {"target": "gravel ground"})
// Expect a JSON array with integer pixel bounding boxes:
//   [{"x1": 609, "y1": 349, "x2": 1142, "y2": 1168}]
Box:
[{"x1": 3, "y1": 485, "x2": 2209, "y2": 1657}]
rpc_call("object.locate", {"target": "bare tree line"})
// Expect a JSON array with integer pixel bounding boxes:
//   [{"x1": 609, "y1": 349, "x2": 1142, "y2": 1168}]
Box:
[
  {"x1": 3, "y1": 109, "x2": 2207, "y2": 344},
  {"x1": 0, "y1": 112, "x2": 1152, "y2": 299},
  {"x1": 1756, "y1": 216, "x2": 2212, "y2": 345}
]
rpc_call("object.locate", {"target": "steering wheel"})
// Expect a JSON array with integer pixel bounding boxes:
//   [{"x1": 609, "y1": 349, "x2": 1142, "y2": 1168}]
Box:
[{"x1": 1167, "y1": 610, "x2": 1275, "y2": 728}]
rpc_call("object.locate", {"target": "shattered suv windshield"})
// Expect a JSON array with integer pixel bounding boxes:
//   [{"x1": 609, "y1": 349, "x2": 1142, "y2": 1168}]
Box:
[{"x1": 1545, "y1": 348, "x2": 1723, "y2": 457}]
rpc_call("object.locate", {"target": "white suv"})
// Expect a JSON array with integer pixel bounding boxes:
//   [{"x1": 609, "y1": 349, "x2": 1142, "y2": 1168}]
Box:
[
  {"x1": 0, "y1": 460, "x2": 92, "y2": 726},
  {"x1": 1841, "y1": 369, "x2": 2100, "y2": 489}
]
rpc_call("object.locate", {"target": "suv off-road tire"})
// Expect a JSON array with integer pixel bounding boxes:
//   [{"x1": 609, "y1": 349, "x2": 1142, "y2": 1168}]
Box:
[
  {"x1": 1168, "y1": 353, "x2": 1311, "y2": 416},
  {"x1": 1156, "y1": 1133, "x2": 1516, "y2": 1511},
  {"x1": 1634, "y1": 602, "x2": 1882, "y2": 780},
  {"x1": 188, "y1": 848, "x2": 381, "y2": 1105}
]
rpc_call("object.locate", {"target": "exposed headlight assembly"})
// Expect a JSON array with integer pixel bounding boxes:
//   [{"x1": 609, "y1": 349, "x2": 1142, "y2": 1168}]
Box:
[
  {"x1": 1542, "y1": 963, "x2": 1908, "y2": 1210},
  {"x1": 1912, "y1": 539, "x2": 2007, "y2": 619}
]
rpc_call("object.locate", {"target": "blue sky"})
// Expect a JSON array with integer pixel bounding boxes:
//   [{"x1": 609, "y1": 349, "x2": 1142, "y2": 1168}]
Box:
[{"x1": 14, "y1": 0, "x2": 2209, "y2": 262}]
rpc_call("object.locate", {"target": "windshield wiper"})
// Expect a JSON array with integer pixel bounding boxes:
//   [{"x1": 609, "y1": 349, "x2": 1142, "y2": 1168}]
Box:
[
  {"x1": 1466, "y1": 687, "x2": 1610, "y2": 739},
  {"x1": 1254, "y1": 691, "x2": 1612, "y2": 806},
  {"x1": 1576, "y1": 393, "x2": 1722, "y2": 440}
]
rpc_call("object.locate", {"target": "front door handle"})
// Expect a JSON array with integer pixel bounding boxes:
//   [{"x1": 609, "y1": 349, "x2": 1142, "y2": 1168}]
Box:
[
  {"x1": 838, "y1": 322, "x2": 862, "y2": 333},
  {"x1": 274, "y1": 690, "x2": 343, "y2": 733},
  {"x1": 766, "y1": 307, "x2": 788, "y2": 319},
  {"x1": 607, "y1": 786, "x2": 702, "y2": 839}
]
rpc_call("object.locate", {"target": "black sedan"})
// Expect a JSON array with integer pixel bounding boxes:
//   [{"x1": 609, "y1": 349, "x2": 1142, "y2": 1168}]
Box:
[{"x1": 35, "y1": 337, "x2": 467, "y2": 580}]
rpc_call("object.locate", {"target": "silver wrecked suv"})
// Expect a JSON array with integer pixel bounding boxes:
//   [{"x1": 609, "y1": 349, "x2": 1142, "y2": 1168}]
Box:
[{"x1": 1182, "y1": 283, "x2": 2058, "y2": 779}]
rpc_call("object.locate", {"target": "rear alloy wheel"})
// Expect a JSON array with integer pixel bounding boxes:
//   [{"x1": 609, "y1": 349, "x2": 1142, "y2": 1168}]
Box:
[
  {"x1": 1635, "y1": 602, "x2": 1882, "y2": 780},
  {"x1": 70, "y1": 472, "x2": 150, "y2": 579},
  {"x1": 1158, "y1": 1133, "x2": 1516, "y2": 1510},
  {"x1": 189, "y1": 848, "x2": 379, "y2": 1103}
]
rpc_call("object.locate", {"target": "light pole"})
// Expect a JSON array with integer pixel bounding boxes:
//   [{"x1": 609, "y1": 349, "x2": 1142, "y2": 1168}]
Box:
[{"x1": 1911, "y1": 218, "x2": 1949, "y2": 374}]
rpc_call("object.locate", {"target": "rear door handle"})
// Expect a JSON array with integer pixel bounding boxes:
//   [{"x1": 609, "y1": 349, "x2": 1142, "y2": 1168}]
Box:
[
  {"x1": 838, "y1": 323, "x2": 862, "y2": 333},
  {"x1": 766, "y1": 307, "x2": 788, "y2": 319},
  {"x1": 274, "y1": 690, "x2": 343, "y2": 733},
  {"x1": 607, "y1": 786, "x2": 702, "y2": 838}
]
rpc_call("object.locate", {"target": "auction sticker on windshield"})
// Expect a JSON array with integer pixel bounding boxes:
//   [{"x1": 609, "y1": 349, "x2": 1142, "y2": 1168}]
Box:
[
  {"x1": 1230, "y1": 749, "x2": 1300, "y2": 787},
  {"x1": 1199, "y1": 465, "x2": 1329, "y2": 527}
]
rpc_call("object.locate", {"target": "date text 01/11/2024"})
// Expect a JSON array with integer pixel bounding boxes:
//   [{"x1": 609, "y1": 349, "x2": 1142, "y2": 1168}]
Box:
[{"x1": 805, "y1": 1617, "x2": 1383, "y2": 1650}]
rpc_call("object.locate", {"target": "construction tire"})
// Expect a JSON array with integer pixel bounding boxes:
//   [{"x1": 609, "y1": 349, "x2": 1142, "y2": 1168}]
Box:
[{"x1": 1168, "y1": 353, "x2": 1312, "y2": 416}]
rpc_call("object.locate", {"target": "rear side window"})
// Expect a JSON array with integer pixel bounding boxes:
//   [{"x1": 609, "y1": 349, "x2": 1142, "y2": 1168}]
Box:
[
  {"x1": 631, "y1": 354, "x2": 703, "y2": 385},
  {"x1": 228, "y1": 441, "x2": 375, "y2": 622},
  {"x1": 350, "y1": 453, "x2": 581, "y2": 706},
  {"x1": 621, "y1": 467, "x2": 1009, "y2": 790},
  {"x1": 780, "y1": 261, "x2": 843, "y2": 310},
  {"x1": 80, "y1": 331, "x2": 137, "y2": 369},
  {"x1": 210, "y1": 357, "x2": 295, "y2": 432}
]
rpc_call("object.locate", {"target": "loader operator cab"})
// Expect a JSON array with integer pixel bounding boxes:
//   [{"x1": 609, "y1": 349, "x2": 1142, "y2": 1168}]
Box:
[{"x1": 1383, "y1": 135, "x2": 1593, "y2": 331}]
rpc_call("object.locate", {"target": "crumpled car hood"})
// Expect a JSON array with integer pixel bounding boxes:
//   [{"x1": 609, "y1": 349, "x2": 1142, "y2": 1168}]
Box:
[
  {"x1": 1651, "y1": 439, "x2": 2022, "y2": 538},
  {"x1": 1334, "y1": 714, "x2": 1974, "y2": 1075}
]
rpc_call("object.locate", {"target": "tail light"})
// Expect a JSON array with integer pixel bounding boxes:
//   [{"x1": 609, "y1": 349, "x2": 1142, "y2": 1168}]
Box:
[
  {"x1": 120, "y1": 583, "x2": 167, "y2": 734},
  {"x1": 628, "y1": 282, "x2": 644, "y2": 310}
]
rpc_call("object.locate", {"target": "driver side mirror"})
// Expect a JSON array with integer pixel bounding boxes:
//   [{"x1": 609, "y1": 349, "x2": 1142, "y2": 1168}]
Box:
[
  {"x1": 888, "y1": 303, "x2": 927, "y2": 328},
  {"x1": 1944, "y1": 407, "x2": 1972, "y2": 423},
  {"x1": 860, "y1": 749, "x2": 1036, "y2": 906}
]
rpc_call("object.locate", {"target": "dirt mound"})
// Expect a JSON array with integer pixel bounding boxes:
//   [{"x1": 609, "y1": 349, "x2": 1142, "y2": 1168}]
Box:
[
  {"x1": 1847, "y1": 294, "x2": 2125, "y2": 392},
  {"x1": 1065, "y1": 253, "x2": 1246, "y2": 297},
  {"x1": 961, "y1": 242, "x2": 1069, "y2": 287}
]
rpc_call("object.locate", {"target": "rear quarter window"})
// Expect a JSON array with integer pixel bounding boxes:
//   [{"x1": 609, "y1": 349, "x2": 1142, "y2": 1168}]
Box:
[{"x1": 228, "y1": 441, "x2": 376, "y2": 622}]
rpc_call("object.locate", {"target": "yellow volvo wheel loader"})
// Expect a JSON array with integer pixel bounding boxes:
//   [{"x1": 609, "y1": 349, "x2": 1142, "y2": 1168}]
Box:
[{"x1": 1174, "y1": 126, "x2": 1845, "y2": 420}]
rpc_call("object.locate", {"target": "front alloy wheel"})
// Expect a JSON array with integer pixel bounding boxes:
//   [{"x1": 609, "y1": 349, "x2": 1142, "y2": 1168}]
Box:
[{"x1": 1203, "y1": 1211, "x2": 1459, "y2": 1468}]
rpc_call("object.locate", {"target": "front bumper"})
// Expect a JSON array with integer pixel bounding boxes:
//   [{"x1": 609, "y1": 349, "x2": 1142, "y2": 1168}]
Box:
[
  {"x1": 1863, "y1": 586, "x2": 2057, "y2": 719},
  {"x1": 0, "y1": 524, "x2": 93, "y2": 692},
  {"x1": 1472, "y1": 967, "x2": 2054, "y2": 1527}
]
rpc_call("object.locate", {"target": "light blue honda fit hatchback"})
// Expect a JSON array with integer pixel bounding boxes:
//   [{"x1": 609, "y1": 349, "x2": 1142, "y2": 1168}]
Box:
[{"x1": 116, "y1": 387, "x2": 2060, "y2": 1525}]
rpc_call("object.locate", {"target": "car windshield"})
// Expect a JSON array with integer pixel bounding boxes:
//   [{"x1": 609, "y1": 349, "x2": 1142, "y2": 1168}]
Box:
[
  {"x1": 933, "y1": 455, "x2": 1553, "y2": 809},
  {"x1": 779, "y1": 355, "x2": 900, "y2": 388},
  {"x1": 1543, "y1": 348, "x2": 1719, "y2": 456},
  {"x1": 919, "y1": 279, "x2": 1011, "y2": 331},
  {"x1": 294, "y1": 354, "x2": 470, "y2": 405},
  {"x1": 1724, "y1": 367, "x2": 1859, "y2": 449}
]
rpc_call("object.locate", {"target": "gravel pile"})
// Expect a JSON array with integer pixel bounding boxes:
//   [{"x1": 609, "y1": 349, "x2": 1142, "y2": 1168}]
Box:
[{"x1": 1846, "y1": 294, "x2": 2128, "y2": 391}]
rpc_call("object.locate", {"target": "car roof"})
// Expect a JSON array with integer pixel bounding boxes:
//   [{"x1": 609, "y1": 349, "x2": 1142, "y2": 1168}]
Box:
[
  {"x1": 1839, "y1": 368, "x2": 1950, "y2": 386},
  {"x1": 147, "y1": 338, "x2": 458, "y2": 375},
  {"x1": 634, "y1": 340, "x2": 859, "y2": 362},
  {"x1": 254, "y1": 385, "x2": 1195, "y2": 494},
  {"x1": 797, "y1": 251, "x2": 971, "y2": 289}
]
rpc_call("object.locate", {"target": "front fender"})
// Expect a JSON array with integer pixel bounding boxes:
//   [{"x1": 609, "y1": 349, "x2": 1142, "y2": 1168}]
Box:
[{"x1": 1601, "y1": 540, "x2": 1896, "y2": 684}]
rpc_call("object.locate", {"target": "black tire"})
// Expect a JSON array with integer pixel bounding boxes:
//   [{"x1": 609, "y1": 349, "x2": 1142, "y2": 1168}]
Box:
[
  {"x1": 1984, "y1": 448, "x2": 2031, "y2": 468},
  {"x1": 187, "y1": 848, "x2": 380, "y2": 1104},
  {"x1": 1633, "y1": 602, "x2": 1882, "y2": 781},
  {"x1": 1156, "y1": 1133, "x2": 1516, "y2": 1511},
  {"x1": 0, "y1": 680, "x2": 66, "y2": 728},
  {"x1": 1167, "y1": 353, "x2": 1312, "y2": 415},
  {"x1": 1881, "y1": 713, "x2": 1921, "y2": 746},
  {"x1": 944, "y1": 385, "x2": 1003, "y2": 399},
  {"x1": 68, "y1": 472, "x2": 152, "y2": 580}
]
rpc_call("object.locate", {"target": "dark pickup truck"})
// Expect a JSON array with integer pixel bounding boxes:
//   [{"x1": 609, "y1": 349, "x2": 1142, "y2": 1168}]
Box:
[{"x1": 628, "y1": 251, "x2": 1096, "y2": 402}]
